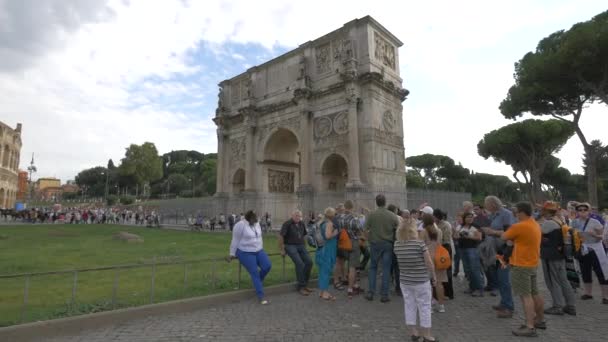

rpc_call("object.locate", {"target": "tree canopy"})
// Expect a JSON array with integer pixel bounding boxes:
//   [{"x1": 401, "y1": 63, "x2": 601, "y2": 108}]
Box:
[
  {"x1": 499, "y1": 10, "x2": 608, "y2": 206},
  {"x1": 477, "y1": 119, "x2": 574, "y2": 204},
  {"x1": 119, "y1": 142, "x2": 163, "y2": 195}
]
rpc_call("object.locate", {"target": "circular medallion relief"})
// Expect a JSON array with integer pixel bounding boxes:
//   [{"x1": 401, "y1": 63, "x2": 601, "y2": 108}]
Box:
[
  {"x1": 333, "y1": 112, "x2": 349, "y2": 135},
  {"x1": 382, "y1": 111, "x2": 395, "y2": 132},
  {"x1": 314, "y1": 116, "x2": 332, "y2": 138}
]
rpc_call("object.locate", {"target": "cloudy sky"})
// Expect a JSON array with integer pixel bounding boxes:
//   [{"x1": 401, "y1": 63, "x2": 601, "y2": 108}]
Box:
[{"x1": 1, "y1": 0, "x2": 606, "y2": 182}]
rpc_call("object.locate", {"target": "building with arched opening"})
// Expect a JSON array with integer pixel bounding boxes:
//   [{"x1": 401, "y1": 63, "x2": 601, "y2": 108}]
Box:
[
  {"x1": 212, "y1": 16, "x2": 409, "y2": 218},
  {"x1": 0, "y1": 122, "x2": 22, "y2": 209}
]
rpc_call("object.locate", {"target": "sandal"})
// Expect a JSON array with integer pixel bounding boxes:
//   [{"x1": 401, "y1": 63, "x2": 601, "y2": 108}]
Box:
[
  {"x1": 321, "y1": 294, "x2": 336, "y2": 301},
  {"x1": 333, "y1": 282, "x2": 345, "y2": 291}
]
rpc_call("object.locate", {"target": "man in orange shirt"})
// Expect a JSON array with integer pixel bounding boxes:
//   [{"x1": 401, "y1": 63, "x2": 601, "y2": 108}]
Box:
[{"x1": 501, "y1": 202, "x2": 545, "y2": 338}]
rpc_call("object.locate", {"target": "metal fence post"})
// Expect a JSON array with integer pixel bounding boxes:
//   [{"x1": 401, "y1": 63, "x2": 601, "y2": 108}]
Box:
[
  {"x1": 282, "y1": 256, "x2": 286, "y2": 282},
  {"x1": 182, "y1": 263, "x2": 188, "y2": 294},
  {"x1": 211, "y1": 260, "x2": 216, "y2": 289},
  {"x1": 112, "y1": 270, "x2": 119, "y2": 309},
  {"x1": 70, "y1": 271, "x2": 78, "y2": 313},
  {"x1": 150, "y1": 257, "x2": 156, "y2": 304},
  {"x1": 175, "y1": 210, "x2": 178, "y2": 224},
  {"x1": 20, "y1": 275, "x2": 30, "y2": 323},
  {"x1": 237, "y1": 262, "x2": 242, "y2": 289}
]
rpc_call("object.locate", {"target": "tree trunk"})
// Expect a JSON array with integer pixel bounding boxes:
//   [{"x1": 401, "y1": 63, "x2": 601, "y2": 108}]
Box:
[
  {"x1": 530, "y1": 169, "x2": 544, "y2": 205},
  {"x1": 584, "y1": 145, "x2": 599, "y2": 207}
]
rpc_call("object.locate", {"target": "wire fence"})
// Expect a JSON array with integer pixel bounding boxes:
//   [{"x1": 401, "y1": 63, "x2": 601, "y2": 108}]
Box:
[{"x1": 0, "y1": 251, "x2": 314, "y2": 327}]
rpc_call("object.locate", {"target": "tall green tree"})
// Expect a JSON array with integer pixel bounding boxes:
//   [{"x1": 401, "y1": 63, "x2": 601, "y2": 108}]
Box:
[
  {"x1": 405, "y1": 154, "x2": 456, "y2": 187},
  {"x1": 478, "y1": 119, "x2": 574, "y2": 204},
  {"x1": 119, "y1": 142, "x2": 163, "y2": 197},
  {"x1": 500, "y1": 10, "x2": 608, "y2": 206},
  {"x1": 75, "y1": 166, "x2": 107, "y2": 197}
]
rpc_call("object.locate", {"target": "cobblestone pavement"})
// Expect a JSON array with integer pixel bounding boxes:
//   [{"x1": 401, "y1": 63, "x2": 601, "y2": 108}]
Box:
[{"x1": 45, "y1": 274, "x2": 607, "y2": 342}]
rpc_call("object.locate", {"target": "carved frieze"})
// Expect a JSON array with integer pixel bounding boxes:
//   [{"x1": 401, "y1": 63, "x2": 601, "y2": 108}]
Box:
[
  {"x1": 362, "y1": 128, "x2": 403, "y2": 148},
  {"x1": 382, "y1": 111, "x2": 396, "y2": 132},
  {"x1": 333, "y1": 39, "x2": 354, "y2": 62},
  {"x1": 374, "y1": 32, "x2": 395, "y2": 70},
  {"x1": 313, "y1": 111, "x2": 348, "y2": 143},
  {"x1": 230, "y1": 137, "x2": 246, "y2": 163},
  {"x1": 314, "y1": 117, "x2": 332, "y2": 139},
  {"x1": 332, "y1": 112, "x2": 348, "y2": 135},
  {"x1": 315, "y1": 43, "x2": 331, "y2": 74},
  {"x1": 268, "y1": 169, "x2": 294, "y2": 193}
]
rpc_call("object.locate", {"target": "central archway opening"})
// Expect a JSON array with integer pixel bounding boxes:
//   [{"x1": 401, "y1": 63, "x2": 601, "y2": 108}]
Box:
[
  {"x1": 321, "y1": 154, "x2": 348, "y2": 192},
  {"x1": 263, "y1": 128, "x2": 300, "y2": 193}
]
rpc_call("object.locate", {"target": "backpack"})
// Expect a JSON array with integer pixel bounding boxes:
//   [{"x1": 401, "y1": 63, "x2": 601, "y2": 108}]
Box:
[
  {"x1": 434, "y1": 244, "x2": 452, "y2": 270},
  {"x1": 555, "y1": 219, "x2": 581, "y2": 259},
  {"x1": 338, "y1": 228, "x2": 353, "y2": 251},
  {"x1": 306, "y1": 222, "x2": 325, "y2": 249}
]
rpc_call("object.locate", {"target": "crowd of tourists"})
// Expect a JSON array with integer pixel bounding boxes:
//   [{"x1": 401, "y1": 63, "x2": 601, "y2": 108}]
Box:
[
  {"x1": 228, "y1": 195, "x2": 608, "y2": 340},
  {"x1": 189, "y1": 212, "x2": 272, "y2": 232},
  {"x1": 4, "y1": 207, "x2": 162, "y2": 227}
]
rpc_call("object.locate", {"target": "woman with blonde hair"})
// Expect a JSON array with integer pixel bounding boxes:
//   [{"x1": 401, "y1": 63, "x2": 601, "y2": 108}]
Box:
[
  {"x1": 419, "y1": 211, "x2": 447, "y2": 313},
  {"x1": 395, "y1": 219, "x2": 439, "y2": 342},
  {"x1": 316, "y1": 207, "x2": 339, "y2": 301}
]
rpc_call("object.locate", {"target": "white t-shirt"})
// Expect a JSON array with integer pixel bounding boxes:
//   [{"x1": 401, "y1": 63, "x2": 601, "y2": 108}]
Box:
[{"x1": 229, "y1": 220, "x2": 263, "y2": 256}]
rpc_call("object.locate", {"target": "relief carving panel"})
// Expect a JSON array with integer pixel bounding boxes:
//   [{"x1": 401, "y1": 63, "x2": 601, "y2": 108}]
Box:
[
  {"x1": 315, "y1": 43, "x2": 331, "y2": 74},
  {"x1": 268, "y1": 169, "x2": 294, "y2": 193},
  {"x1": 230, "y1": 137, "x2": 246, "y2": 162},
  {"x1": 374, "y1": 32, "x2": 395, "y2": 69}
]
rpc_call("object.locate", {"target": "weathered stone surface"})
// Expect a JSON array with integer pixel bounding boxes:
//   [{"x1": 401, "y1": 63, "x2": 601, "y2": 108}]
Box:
[{"x1": 213, "y1": 16, "x2": 409, "y2": 218}]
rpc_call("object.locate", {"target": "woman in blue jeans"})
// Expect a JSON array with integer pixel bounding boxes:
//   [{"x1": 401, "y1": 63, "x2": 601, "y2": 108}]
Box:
[
  {"x1": 459, "y1": 213, "x2": 484, "y2": 296},
  {"x1": 228, "y1": 210, "x2": 272, "y2": 304}
]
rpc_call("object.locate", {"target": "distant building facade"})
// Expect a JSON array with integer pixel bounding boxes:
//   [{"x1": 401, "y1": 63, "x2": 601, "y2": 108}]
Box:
[
  {"x1": 17, "y1": 170, "x2": 28, "y2": 201},
  {"x1": 0, "y1": 122, "x2": 22, "y2": 208}
]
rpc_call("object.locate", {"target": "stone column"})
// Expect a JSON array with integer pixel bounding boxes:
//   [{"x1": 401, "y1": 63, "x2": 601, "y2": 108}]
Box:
[
  {"x1": 346, "y1": 85, "x2": 362, "y2": 187},
  {"x1": 244, "y1": 113, "x2": 257, "y2": 192},
  {"x1": 297, "y1": 109, "x2": 314, "y2": 215},
  {"x1": 215, "y1": 128, "x2": 226, "y2": 194},
  {"x1": 0, "y1": 147, "x2": 3, "y2": 168}
]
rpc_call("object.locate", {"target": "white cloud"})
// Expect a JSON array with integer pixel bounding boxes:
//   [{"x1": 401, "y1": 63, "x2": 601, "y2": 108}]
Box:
[{"x1": 1, "y1": 0, "x2": 606, "y2": 183}]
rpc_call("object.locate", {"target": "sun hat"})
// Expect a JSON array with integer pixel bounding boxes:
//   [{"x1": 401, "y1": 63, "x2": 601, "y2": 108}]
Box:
[{"x1": 420, "y1": 206, "x2": 434, "y2": 215}]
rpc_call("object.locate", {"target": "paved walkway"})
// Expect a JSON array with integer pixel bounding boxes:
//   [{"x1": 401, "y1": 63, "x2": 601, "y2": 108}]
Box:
[{"x1": 43, "y1": 273, "x2": 607, "y2": 342}]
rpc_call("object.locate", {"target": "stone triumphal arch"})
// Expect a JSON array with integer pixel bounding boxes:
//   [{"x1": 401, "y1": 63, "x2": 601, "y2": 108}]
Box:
[{"x1": 213, "y1": 16, "x2": 409, "y2": 218}]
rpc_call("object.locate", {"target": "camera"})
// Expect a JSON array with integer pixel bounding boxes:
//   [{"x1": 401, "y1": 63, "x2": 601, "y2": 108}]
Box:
[{"x1": 459, "y1": 230, "x2": 469, "y2": 238}]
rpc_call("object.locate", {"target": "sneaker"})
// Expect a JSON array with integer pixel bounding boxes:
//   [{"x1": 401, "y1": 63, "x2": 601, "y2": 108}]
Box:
[
  {"x1": 365, "y1": 293, "x2": 374, "y2": 301},
  {"x1": 563, "y1": 306, "x2": 577, "y2": 316},
  {"x1": 534, "y1": 321, "x2": 547, "y2": 330},
  {"x1": 380, "y1": 296, "x2": 390, "y2": 303},
  {"x1": 496, "y1": 309, "x2": 513, "y2": 318},
  {"x1": 492, "y1": 304, "x2": 505, "y2": 311},
  {"x1": 471, "y1": 290, "x2": 484, "y2": 297},
  {"x1": 512, "y1": 325, "x2": 538, "y2": 337},
  {"x1": 581, "y1": 294, "x2": 593, "y2": 300},
  {"x1": 437, "y1": 304, "x2": 446, "y2": 313},
  {"x1": 544, "y1": 306, "x2": 564, "y2": 315}
]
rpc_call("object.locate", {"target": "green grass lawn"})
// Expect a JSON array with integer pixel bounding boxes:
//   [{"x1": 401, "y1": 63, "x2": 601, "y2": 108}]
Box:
[{"x1": 0, "y1": 224, "x2": 313, "y2": 327}]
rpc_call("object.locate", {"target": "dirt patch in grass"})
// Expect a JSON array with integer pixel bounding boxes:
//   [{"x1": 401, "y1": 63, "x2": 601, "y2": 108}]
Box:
[{"x1": 47, "y1": 230, "x2": 80, "y2": 238}]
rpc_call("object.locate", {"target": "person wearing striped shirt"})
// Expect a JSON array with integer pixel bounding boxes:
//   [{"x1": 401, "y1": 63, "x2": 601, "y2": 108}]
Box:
[{"x1": 394, "y1": 219, "x2": 438, "y2": 342}]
